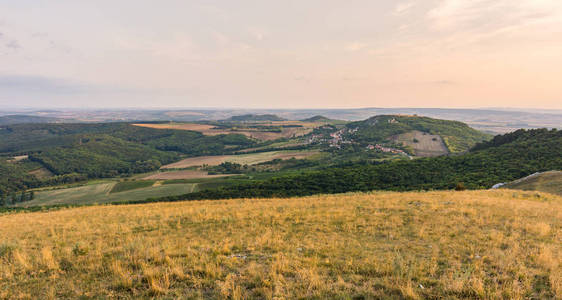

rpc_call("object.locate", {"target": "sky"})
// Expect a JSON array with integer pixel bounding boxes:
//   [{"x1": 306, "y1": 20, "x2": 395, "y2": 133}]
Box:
[{"x1": 1, "y1": 0, "x2": 562, "y2": 109}]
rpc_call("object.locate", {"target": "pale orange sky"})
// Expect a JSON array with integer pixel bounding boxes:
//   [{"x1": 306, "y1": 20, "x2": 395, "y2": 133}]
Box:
[{"x1": 1, "y1": 0, "x2": 561, "y2": 109}]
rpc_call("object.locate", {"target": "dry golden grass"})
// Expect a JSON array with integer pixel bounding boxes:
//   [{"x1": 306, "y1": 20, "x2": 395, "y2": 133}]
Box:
[
  {"x1": 160, "y1": 150, "x2": 319, "y2": 169},
  {"x1": 0, "y1": 190, "x2": 560, "y2": 299}
]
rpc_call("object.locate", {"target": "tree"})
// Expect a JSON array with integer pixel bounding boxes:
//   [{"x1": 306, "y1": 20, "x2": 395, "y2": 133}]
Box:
[
  {"x1": 455, "y1": 182, "x2": 466, "y2": 191},
  {"x1": 9, "y1": 192, "x2": 16, "y2": 205}
]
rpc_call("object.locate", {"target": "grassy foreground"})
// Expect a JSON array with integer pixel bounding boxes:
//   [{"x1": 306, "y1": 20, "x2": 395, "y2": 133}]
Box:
[{"x1": 0, "y1": 190, "x2": 560, "y2": 299}]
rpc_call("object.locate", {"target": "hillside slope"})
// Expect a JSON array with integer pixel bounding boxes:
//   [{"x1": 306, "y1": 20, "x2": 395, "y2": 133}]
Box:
[
  {"x1": 0, "y1": 123, "x2": 256, "y2": 195},
  {"x1": 501, "y1": 171, "x2": 562, "y2": 195},
  {"x1": 347, "y1": 115, "x2": 491, "y2": 153},
  {"x1": 0, "y1": 190, "x2": 559, "y2": 299},
  {"x1": 156, "y1": 128, "x2": 561, "y2": 202}
]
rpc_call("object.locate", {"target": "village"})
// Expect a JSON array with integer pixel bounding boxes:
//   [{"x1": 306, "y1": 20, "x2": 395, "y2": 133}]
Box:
[{"x1": 305, "y1": 126, "x2": 411, "y2": 158}]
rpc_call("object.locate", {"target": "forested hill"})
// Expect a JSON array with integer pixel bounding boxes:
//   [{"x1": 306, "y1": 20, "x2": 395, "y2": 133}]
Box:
[
  {"x1": 0, "y1": 123, "x2": 256, "y2": 195},
  {"x1": 146, "y1": 128, "x2": 561, "y2": 203},
  {"x1": 346, "y1": 115, "x2": 491, "y2": 153},
  {"x1": 301, "y1": 115, "x2": 334, "y2": 122}
]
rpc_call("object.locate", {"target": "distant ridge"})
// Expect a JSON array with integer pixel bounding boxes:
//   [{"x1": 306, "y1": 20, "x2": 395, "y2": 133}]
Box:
[
  {"x1": 222, "y1": 114, "x2": 286, "y2": 122},
  {"x1": 0, "y1": 115, "x2": 64, "y2": 125},
  {"x1": 301, "y1": 115, "x2": 334, "y2": 122}
]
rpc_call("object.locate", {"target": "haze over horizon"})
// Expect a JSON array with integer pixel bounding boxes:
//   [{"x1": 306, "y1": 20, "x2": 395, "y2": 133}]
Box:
[{"x1": 1, "y1": 1, "x2": 562, "y2": 109}]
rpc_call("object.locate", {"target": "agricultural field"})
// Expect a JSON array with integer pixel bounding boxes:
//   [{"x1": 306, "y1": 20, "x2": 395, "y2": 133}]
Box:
[
  {"x1": 502, "y1": 171, "x2": 562, "y2": 196},
  {"x1": 143, "y1": 170, "x2": 237, "y2": 180},
  {"x1": 0, "y1": 190, "x2": 559, "y2": 299},
  {"x1": 392, "y1": 130, "x2": 449, "y2": 157},
  {"x1": 15, "y1": 181, "x2": 197, "y2": 206},
  {"x1": 28, "y1": 167, "x2": 54, "y2": 179},
  {"x1": 161, "y1": 150, "x2": 321, "y2": 169},
  {"x1": 133, "y1": 121, "x2": 324, "y2": 141},
  {"x1": 7, "y1": 155, "x2": 29, "y2": 163}
]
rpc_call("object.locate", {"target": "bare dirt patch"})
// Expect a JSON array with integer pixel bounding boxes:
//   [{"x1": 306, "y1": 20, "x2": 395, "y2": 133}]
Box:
[
  {"x1": 28, "y1": 167, "x2": 54, "y2": 179},
  {"x1": 392, "y1": 130, "x2": 449, "y2": 157},
  {"x1": 7, "y1": 155, "x2": 29, "y2": 163}
]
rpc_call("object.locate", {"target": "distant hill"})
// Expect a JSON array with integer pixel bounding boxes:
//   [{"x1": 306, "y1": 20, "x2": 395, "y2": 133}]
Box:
[
  {"x1": 0, "y1": 115, "x2": 64, "y2": 125},
  {"x1": 223, "y1": 114, "x2": 286, "y2": 122},
  {"x1": 346, "y1": 115, "x2": 491, "y2": 153},
  {"x1": 301, "y1": 115, "x2": 334, "y2": 122},
  {"x1": 501, "y1": 171, "x2": 562, "y2": 196}
]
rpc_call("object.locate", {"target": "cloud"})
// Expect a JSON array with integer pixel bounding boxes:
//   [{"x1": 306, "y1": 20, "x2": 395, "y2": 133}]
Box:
[
  {"x1": 394, "y1": 2, "x2": 415, "y2": 16},
  {"x1": 431, "y1": 80, "x2": 456, "y2": 85},
  {"x1": 248, "y1": 28, "x2": 269, "y2": 41},
  {"x1": 345, "y1": 42, "x2": 367, "y2": 52},
  {"x1": 5, "y1": 39, "x2": 20, "y2": 50},
  {"x1": 427, "y1": 0, "x2": 562, "y2": 32}
]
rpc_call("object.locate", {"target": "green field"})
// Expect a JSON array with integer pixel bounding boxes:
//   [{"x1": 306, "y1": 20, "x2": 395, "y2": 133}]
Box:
[
  {"x1": 110, "y1": 180, "x2": 156, "y2": 193},
  {"x1": 17, "y1": 182, "x2": 197, "y2": 206}
]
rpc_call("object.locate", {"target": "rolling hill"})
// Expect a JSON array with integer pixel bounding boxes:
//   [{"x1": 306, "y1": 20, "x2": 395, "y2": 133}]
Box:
[
  {"x1": 500, "y1": 171, "x2": 562, "y2": 195},
  {"x1": 0, "y1": 123, "x2": 257, "y2": 196},
  {"x1": 152, "y1": 128, "x2": 561, "y2": 202},
  {"x1": 346, "y1": 115, "x2": 491, "y2": 153},
  {"x1": 0, "y1": 190, "x2": 559, "y2": 299},
  {"x1": 301, "y1": 115, "x2": 338, "y2": 123}
]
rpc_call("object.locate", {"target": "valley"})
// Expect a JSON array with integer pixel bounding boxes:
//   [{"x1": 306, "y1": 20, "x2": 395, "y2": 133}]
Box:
[{"x1": 1, "y1": 113, "x2": 560, "y2": 209}]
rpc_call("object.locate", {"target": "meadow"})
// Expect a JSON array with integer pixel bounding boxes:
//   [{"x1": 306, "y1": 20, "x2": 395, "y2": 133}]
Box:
[
  {"x1": 1, "y1": 190, "x2": 559, "y2": 299},
  {"x1": 15, "y1": 181, "x2": 197, "y2": 206}
]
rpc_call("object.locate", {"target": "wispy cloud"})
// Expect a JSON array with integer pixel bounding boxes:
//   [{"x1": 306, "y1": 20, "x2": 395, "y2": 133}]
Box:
[
  {"x1": 393, "y1": 2, "x2": 415, "y2": 16},
  {"x1": 5, "y1": 39, "x2": 20, "y2": 50},
  {"x1": 427, "y1": 0, "x2": 562, "y2": 32},
  {"x1": 345, "y1": 42, "x2": 367, "y2": 52}
]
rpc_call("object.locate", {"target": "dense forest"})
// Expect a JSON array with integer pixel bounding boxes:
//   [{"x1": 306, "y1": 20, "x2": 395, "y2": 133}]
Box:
[{"x1": 138, "y1": 129, "x2": 561, "y2": 203}]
